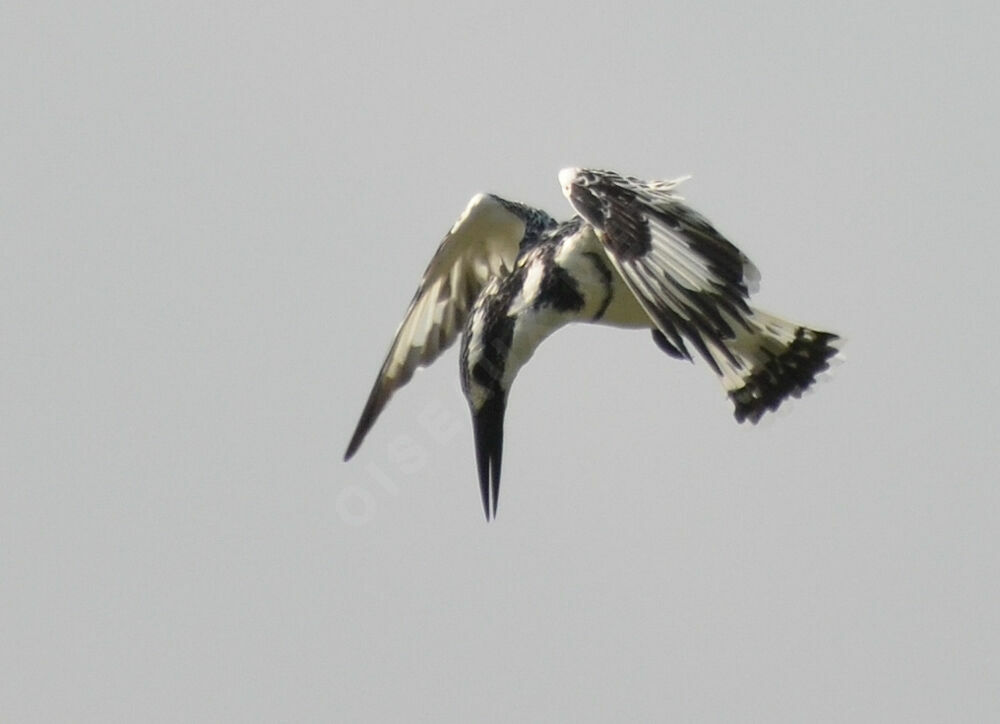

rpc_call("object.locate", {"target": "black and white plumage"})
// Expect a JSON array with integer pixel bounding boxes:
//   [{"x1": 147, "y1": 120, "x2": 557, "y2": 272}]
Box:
[{"x1": 345, "y1": 168, "x2": 839, "y2": 520}]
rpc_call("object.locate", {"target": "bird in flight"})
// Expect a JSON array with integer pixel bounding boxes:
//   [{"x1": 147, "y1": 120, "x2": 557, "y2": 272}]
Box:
[{"x1": 345, "y1": 168, "x2": 839, "y2": 520}]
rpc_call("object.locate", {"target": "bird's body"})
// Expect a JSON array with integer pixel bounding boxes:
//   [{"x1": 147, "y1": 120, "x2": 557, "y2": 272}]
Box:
[
  {"x1": 463, "y1": 216, "x2": 646, "y2": 402},
  {"x1": 345, "y1": 168, "x2": 839, "y2": 519}
]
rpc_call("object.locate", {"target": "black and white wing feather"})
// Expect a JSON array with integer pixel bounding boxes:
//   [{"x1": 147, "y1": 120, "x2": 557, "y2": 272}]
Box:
[
  {"x1": 345, "y1": 193, "x2": 552, "y2": 460},
  {"x1": 559, "y1": 167, "x2": 761, "y2": 372}
]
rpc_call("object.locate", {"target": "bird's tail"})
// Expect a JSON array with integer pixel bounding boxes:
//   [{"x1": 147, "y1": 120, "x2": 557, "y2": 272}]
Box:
[{"x1": 704, "y1": 309, "x2": 840, "y2": 423}]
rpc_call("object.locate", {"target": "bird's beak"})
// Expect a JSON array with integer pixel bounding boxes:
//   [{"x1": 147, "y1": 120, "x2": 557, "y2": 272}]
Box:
[{"x1": 471, "y1": 395, "x2": 507, "y2": 521}]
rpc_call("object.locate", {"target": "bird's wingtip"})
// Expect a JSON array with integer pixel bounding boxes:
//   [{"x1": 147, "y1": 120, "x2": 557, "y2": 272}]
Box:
[{"x1": 343, "y1": 423, "x2": 366, "y2": 462}]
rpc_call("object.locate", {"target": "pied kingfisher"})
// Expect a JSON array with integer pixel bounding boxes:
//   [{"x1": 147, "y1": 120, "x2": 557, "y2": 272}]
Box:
[{"x1": 345, "y1": 168, "x2": 839, "y2": 520}]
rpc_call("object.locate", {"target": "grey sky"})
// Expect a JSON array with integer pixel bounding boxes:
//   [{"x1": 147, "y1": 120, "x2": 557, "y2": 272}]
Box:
[{"x1": 3, "y1": 2, "x2": 999, "y2": 721}]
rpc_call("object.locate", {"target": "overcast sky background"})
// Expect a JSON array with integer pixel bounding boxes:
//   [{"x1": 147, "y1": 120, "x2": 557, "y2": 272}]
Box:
[{"x1": 4, "y1": 2, "x2": 999, "y2": 721}]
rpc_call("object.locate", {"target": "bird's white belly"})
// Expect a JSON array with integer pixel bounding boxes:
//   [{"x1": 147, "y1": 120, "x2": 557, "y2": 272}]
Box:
[
  {"x1": 595, "y1": 266, "x2": 652, "y2": 328},
  {"x1": 554, "y1": 225, "x2": 652, "y2": 329}
]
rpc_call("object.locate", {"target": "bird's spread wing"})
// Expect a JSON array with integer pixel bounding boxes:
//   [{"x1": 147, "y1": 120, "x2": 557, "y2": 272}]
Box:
[
  {"x1": 559, "y1": 167, "x2": 761, "y2": 371},
  {"x1": 345, "y1": 193, "x2": 548, "y2": 460}
]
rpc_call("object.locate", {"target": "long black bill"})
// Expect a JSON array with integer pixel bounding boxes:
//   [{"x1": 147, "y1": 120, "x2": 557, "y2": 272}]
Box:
[{"x1": 471, "y1": 395, "x2": 506, "y2": 521}]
